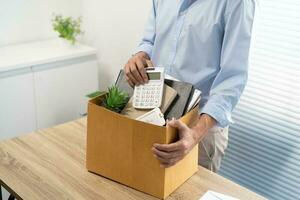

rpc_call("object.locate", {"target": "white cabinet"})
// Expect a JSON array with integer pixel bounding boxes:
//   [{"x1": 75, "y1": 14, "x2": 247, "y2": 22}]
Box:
[
  {"x1": 0, "y1": 39, "x2": 99, "y2": 139},
  {"x1": 0, "y1": 69, "x2": 37, "y2": 140},
  {"x1": 33, "y1": 57, "x2": 98, "y2": 129}
]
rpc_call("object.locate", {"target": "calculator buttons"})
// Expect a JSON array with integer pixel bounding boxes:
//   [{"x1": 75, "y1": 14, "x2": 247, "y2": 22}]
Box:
[{"x1": 133, "y1": 69, "x2": 164, "y2": 109}]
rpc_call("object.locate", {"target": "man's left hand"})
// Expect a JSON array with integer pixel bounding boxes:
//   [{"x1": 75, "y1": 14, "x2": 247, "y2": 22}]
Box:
[{"x1": 152, "y1": 119, "x2": 204, "y2": 168}]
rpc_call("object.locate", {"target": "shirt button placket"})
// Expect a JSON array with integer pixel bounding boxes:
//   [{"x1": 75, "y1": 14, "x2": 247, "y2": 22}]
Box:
[{"x1": 167, "y1": 13, "x2": 186, "y2": 74}]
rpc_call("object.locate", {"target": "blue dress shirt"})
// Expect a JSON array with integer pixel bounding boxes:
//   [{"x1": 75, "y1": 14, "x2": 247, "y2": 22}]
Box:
[{"x1": 135, "y1": 0, "x2": 256, "y2": 127}]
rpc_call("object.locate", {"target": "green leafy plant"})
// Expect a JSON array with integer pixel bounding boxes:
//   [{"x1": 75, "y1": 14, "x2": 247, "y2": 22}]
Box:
[
  {"x1": 103, "y1": 85, "x2": 129, "y2": 113},
  {"x1": 86, "y1": 91, "x2": 106, "y2": 99},
  {"x1": 52, "y1": 14, "x2": 82, "y2": 44}
]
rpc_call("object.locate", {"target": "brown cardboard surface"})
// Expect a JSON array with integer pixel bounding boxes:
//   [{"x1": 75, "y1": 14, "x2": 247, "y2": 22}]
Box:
[
  {"x1": 86, "y1": 95, "x2": 199, "y2": 199},
  {"x1": 163, "y1": 107, "x2": 199, "y2": 198}
]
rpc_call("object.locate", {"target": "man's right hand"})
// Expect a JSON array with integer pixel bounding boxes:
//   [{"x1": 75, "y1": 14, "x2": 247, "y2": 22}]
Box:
[{"x1": 124, "y1": 52, "x2": 154, "y2": 87}]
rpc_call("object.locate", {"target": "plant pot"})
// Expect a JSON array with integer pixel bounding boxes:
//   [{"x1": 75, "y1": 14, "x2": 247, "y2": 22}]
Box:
[{"x1": 58, "y1": 38, "x2": 78, "y2": 48}]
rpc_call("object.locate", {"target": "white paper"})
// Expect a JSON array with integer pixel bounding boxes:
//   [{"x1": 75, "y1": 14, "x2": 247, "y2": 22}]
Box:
[
  {"x1": 165, "y1": 74, "x2": 179, "y2": 81},
  {"x1": 187, "y1": 89, "x2": 201, "y2": 111},
  {"x1": 199, "y1": 191, "x2": 239, "y2": 200}
]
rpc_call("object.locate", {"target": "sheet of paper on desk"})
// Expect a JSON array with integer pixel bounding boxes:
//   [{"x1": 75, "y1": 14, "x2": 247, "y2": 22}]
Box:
[{"x1": 199, "y1": 191, "x2": 239, "y2": 200}]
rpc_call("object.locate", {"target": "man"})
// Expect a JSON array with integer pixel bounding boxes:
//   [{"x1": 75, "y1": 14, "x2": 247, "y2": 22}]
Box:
[{"x1": 124, "y1": 0, "x2": 256, "y2": 172}]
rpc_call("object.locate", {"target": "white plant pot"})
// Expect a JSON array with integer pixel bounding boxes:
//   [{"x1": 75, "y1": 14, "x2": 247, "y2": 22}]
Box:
[{"x1": 59, "y1": 38, "x2": 78, "y2": 48}]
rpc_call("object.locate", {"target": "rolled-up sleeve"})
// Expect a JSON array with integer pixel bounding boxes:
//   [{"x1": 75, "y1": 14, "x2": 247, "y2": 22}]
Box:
[
  {"x1": 201, "y1": 0, "x2": 256, "y2": 127},
  {"x1": 133, "y1": 0, "x2": 157, "y2": 57}
]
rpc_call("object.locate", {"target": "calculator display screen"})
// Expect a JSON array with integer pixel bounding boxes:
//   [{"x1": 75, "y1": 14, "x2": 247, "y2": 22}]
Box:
[{"x1": 147, "y1": 72, "x2": 161, "y2": 80}]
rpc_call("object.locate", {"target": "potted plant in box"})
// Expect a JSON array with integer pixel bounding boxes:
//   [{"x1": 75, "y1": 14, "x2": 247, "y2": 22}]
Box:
[{"x1": 87, "y1": 85, "x2": 129, "y2": 113}]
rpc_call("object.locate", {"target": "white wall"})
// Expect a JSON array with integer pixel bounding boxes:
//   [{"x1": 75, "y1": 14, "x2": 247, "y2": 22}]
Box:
[
  {"x1": 0, "y1": 0, "x2": 82, "y2": 47},
  {"x1": 81, "y1": 0, "x2": 151, "y2": 90},
  {"x1": 0, "y1": 0, "x2": 150, "y2": 89}
]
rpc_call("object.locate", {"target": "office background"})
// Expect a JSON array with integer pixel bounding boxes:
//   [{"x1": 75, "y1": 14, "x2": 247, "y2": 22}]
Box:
[
  {"x1": 220, "y1": 1, "x2": 300, "y2": 200},
  {"x1": 0, "y1": 0, "x2": 299, "y2": 200},
  {"x1": 0, "y1": 0, "x2": 150, "y2": 91}
]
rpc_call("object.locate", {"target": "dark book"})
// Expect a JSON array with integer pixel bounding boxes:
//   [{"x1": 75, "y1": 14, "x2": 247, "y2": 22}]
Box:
[
  {"x1": 164, "y1": 79, "x2": 194, "y2": 119},
  {"x1": 115, "y1": 70, "x2": 134, "y2": 97}
]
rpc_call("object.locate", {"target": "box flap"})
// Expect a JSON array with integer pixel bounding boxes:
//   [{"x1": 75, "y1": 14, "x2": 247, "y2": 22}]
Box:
[{"x1": 163, "y1": 106, "x2": 199, "y2": 198}]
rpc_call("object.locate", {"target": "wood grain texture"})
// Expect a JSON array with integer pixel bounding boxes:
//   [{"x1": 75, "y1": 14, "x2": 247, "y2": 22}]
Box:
[{"x1": 0, "y1": 118, "x2": 266, "y2": 200}]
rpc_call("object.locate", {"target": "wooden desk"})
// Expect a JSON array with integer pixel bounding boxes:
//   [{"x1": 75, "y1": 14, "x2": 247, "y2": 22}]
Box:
[{"x1": 0, "y1": 118, "x2": 265, "y2": 200}]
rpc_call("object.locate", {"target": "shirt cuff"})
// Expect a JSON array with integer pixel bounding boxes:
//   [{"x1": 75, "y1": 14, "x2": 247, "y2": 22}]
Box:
[
  {"x1": 200, "y1": 100, "x2": 234, "y2": 128},
  {"x1": 133, "y1": 43, "x2": 153, "y2": 58}
]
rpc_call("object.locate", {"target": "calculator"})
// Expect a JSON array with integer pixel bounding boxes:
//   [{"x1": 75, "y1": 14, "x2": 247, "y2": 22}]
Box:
[
  {"x1": 133, "y1": 67, "x2": 164, "y2": 109},
  {"x1": 136, "y1": 107, "x2": 166, "y2": 126}
]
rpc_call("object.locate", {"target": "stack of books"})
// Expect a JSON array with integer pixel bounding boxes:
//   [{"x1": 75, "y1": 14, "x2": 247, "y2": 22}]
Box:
[{"x1": 115, "y1": 70, "x2": 201, "y2": 124}]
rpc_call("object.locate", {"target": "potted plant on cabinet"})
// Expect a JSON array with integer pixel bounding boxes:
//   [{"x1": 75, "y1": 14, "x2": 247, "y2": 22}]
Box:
[{"x1": 52, "y1": 14, "x2": 82, "y2": 45}]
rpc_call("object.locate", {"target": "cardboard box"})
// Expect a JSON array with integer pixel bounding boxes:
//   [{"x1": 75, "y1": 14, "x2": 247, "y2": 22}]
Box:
[{"x1": 86, "y1": 94, "x2": 199, "y2": 199}]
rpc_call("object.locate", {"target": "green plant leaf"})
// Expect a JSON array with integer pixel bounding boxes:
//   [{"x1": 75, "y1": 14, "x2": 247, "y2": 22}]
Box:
[
  {"x1": 86, "y1": 91, "x2": 106, "y2": 99},
  {"x1": 103, "y1": 85, "x2": 129, "y2": 113},
  {"x1": 52, "y1": 13, "x2": 82, "y2": 44}
]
